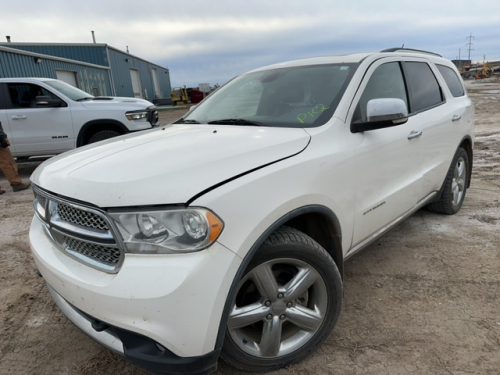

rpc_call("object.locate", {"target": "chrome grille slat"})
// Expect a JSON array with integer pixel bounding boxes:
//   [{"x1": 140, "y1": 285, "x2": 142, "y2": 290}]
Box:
[
  {"x1": 57, "y1": 203, "x2": 110, "y2": 231},
  {"x1": 36, "y1": 193, "x2": 47, "y2": 208},
  {"x1": 33, "y1": 185, "x2": 123, "y2": 273},
  {"x1": 64, "y1": 236, "x2": 120, "y2": 265}
]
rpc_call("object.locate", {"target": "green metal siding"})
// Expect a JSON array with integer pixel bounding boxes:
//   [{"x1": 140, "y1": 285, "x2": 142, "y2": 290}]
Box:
[
  {"x1": 0, "y1": 43, "x2": 171, "y2": 100},
  {"x1": 1, "y1": 44, "x2": 108, "y2": 66},
  {"x1": 154, "y1": 66, "x2": 172, "y2": 100},
  {"x1": 108, "y1": 48, "x2": 171, "y2": 100},
  {"x1": 107, "y1": 48, "x2": 134, "y2": 97},
  {"x1": 0, "y1": 50, "x2": 111, "y2": 96}
]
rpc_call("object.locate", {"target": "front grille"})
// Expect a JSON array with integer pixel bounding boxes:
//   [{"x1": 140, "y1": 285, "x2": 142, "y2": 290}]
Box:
[
  {"x1": 57, "y1": 203, "x2": 109, "y2": 231},
  {"x1": 149, "y1": 109, "x2": 159, "y2": 126},
  {"x1": 64, "y1": 236, "x2": 120, "y2": 265},
  {"x1": 36, "y1": 193, "x2": 47, "y2": 208},
  {"x1": 33, "y1": 185, "x2": 123, "y2": 273}
]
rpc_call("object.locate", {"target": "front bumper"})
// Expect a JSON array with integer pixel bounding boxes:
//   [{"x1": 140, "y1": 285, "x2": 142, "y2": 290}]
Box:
[
  {"x1": 47, "y1": 284, "x2": 219, "y2": 375},
  {"x1": 29, "y1": 216, "x2": 241, "y2": 371}
]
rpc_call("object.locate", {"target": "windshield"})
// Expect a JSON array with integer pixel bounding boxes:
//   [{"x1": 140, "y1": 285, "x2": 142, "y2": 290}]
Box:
[
  {"x1": 45, "y1": 80, "x2": 94, "y2": 101},
  {"x1": 182, "y1": 63, "x2": 358, "y2": 128}
]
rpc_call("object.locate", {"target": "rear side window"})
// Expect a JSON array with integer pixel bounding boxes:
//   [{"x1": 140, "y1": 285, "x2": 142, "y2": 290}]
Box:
[
  {"x1": 404, "y1": 62, "x2": 443, "y2": 113},
  {"x1": 436, "y1": 65, "x2": 465, "y2": 97}
]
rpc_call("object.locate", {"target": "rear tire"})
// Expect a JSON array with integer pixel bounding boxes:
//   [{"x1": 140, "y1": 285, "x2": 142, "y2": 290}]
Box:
[
  {"x1": 427, "y1": 147, "x2": 469, "y2": 215},
  {"x1": 220, "y1": 226, "x2": 342, "y2": 372},
  {"x1": 87, "y1": 130, "x2": 121, "y2": 144}
]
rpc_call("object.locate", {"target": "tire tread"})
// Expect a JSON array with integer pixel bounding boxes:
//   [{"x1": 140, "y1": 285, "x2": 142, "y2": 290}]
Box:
[
  {"x1": 427, "y1": 147, "x2": 469, "y2": 215},
  {"x1": 220, "y1": 226, "x2": 342, "y2": 372}
]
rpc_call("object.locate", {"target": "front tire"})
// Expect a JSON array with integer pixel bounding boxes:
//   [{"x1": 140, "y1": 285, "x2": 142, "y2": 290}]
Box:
[
  {"x1": 87, "y1": 130, "x2": 121, "y2": 144},
  {"x1": 220, "y1": 226, "x2": 342, "y2": 372},
  {"x1": 427, "y1": 147, "x2": 469, "y2": 215}
]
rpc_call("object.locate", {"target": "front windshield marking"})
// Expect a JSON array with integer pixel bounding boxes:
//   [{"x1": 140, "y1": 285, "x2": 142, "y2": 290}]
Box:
[
  {"x1": 184, "y1": 63, "x2": 358, "y2": 128},
  {"x1": 45, "y1": 80, "x2": 94, "y2": 101}
]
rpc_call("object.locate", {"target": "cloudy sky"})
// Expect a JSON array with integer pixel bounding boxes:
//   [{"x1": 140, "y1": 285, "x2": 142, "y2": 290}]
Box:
[{"x1": 1, "y1": 0, "x2": 499, "y2": 87}]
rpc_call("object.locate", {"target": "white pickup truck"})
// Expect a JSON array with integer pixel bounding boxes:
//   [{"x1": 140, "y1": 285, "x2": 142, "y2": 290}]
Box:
[{"x1": 0, "y1": 78, "x2": 159, "y2": 158}]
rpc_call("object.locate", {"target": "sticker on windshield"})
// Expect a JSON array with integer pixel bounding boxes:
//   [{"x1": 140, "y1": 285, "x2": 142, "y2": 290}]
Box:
[
  {"x1": 340, "y1": 66, "x2": 349, "y2": 70},
  {"x1": 297, "y1": 104, "x2": 330, "y2": 124}
]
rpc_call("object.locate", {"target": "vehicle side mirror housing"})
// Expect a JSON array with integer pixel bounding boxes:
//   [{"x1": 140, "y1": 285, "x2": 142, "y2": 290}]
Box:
[
  {"x1": 36, "y1": 96, "x2": 62, "y2": 107},
  {"x1": 351, "y1": 98, "x2": 408, "y2": 133}
]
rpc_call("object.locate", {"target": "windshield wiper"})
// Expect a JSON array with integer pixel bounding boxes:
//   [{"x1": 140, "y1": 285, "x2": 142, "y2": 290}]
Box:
[
  {"x1": 76, "y1": 97, "x2": 94, "y2": 102},
  {"x1": 207, "y1": 118, "x2": 268, "y2": 126},
  {"x1": 175, "y1": 119, "x2": 201, "y2": 124}
]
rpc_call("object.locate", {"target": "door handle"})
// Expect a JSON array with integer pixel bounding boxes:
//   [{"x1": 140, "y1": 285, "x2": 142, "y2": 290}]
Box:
[
  {"x1": 408, "y1": 130, "x2": 422, "y2": 139},
  {"x1": 452, "y1": 114, "x2": 462, "y2": 122},
  {"x1": 11, "y1": 115, "x2": 27, "y2": 120}
]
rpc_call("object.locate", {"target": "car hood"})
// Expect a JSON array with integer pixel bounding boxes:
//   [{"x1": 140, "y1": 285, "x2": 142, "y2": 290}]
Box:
[
  {"x1": 80, "y1": 97, "x2": 154, "y2": 109},
  {"x1": 31, "y1": 125, "x2": 310, "y2": 207}
]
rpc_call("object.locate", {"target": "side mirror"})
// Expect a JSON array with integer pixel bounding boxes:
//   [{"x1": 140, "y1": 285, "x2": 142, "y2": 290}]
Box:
[
  {"x1": 36, "y1": 96, "x2": 62, "y2": 107},
  {"x1": 351, "y1": 98, "x2": 408, "y2": 133},
  {"x1": 188, "y1": 105, "x2": 197, "y2": 113}
]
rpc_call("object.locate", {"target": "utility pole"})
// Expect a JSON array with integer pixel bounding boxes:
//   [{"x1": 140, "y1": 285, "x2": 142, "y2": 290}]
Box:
[
  {"x1": 466, "y1": 33, "x2": 474, "y2": 64},
  {"x1": 458, "y1": 48, "x2": 461, "y2": 72}
]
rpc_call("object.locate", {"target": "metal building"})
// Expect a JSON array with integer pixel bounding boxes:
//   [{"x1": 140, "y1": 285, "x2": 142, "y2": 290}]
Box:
[
  {"x1": 0, "y1": 45, "x2": 112, "y2": 95},
  {"x1": 0, "y1": 42, "x2": 171, "y2": 103}
]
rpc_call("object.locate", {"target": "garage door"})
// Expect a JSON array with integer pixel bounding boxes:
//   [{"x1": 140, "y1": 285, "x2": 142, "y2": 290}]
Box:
[
  {"x1": 130, "y1": 69, "x2": 142, "y2": 98},
  {"x1": 56, "y1": 70, "x2": 79, "y2": 87},
  {"x1": 152, "y1": 68, "x2": 161, "y2": 99}
]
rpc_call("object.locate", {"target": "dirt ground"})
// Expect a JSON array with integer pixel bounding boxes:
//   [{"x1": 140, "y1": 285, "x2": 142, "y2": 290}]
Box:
[{"x1": 1, "y1": 82, "x2": 499, "y2": 375}]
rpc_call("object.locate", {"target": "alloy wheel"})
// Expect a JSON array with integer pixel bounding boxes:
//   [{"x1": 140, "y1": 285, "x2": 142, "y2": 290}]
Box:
[
  {"x1": 452, "y1": 156, "x2": 466, "y2": 206},
  {"x1": 227, "y1": 258, "x2": 328, "y2": 358}
]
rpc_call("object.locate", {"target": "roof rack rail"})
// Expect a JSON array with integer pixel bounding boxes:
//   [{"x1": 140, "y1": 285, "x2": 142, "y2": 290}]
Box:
[{"x1": 381, "y1": 48, "x2": 442, "y2": 57}]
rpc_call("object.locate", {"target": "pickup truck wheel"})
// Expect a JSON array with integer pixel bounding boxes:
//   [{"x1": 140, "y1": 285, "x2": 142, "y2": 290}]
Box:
[
  {"x1": 221, "y1": 226, "x2": 342, "y2": 372},
  {"x1": 427, "y1": 147, "x2": 469, "y2": 215},
  {"x1": 88, "y1": 130, "x2": 121, "y2": 144}
]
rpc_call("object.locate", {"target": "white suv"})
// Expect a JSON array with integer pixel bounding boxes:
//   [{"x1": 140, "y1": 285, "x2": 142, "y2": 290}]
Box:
[{"x1": 29, "y1": 49, "x2": 474, "y2": 374}]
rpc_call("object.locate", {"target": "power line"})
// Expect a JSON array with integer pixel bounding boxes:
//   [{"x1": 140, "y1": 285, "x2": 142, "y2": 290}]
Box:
[{"x1": 466, "y1": 33, "x2": 474, "y2": 62}]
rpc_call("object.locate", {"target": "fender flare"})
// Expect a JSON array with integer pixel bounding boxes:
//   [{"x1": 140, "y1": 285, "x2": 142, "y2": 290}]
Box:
[
  {"x1": 461, "y1": 134, "x2": 474, "y2": 189},
  {"x1": 432, "y1": 134, "x2": 474, "y2": 202},
  {"x1": 76, "y1": 119, "x2": 129, "y2": 147},
  {"x1": 214, "y1": 204, "x2": 342, "y2": 350}
]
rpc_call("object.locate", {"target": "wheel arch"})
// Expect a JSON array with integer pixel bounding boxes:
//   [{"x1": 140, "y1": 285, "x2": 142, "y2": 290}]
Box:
[
  {"x1": 76, "y1": 119, "x2": 128, "y2": 147},
  {"x1": 459, "y1": 135, "x2": 473, "y2": 189},
  {"x1": 215, "y1": 204, "x2": 343, "y2": 351},
  {"x1": 431, "y1": 135, "x2": 474, "y2": 204}
]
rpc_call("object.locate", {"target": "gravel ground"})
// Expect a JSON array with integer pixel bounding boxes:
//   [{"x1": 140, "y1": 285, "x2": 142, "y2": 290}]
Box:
[{"x1": 0, "y1": 83, "x2": 499, "y2": 375}]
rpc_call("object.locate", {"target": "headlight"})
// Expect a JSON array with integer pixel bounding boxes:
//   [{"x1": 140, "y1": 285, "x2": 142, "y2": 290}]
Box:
[
  {"x1": 109, "y1": 208, "x2": 224, "y2": 254},
  {"x1": 126, "y1": 111, "x2": 148, "y2": 121}
]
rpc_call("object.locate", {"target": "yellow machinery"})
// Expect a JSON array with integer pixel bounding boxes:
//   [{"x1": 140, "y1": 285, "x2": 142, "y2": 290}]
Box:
[
  {"x1": 475, "y1": 60, "x2": 491, "y2": 79},
  {"x1": 481, "y1": 62, "x2": 490, "y2": 78},
  {"x1": 171, "y1": 86, "x2": 189, "y2": 105}
]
